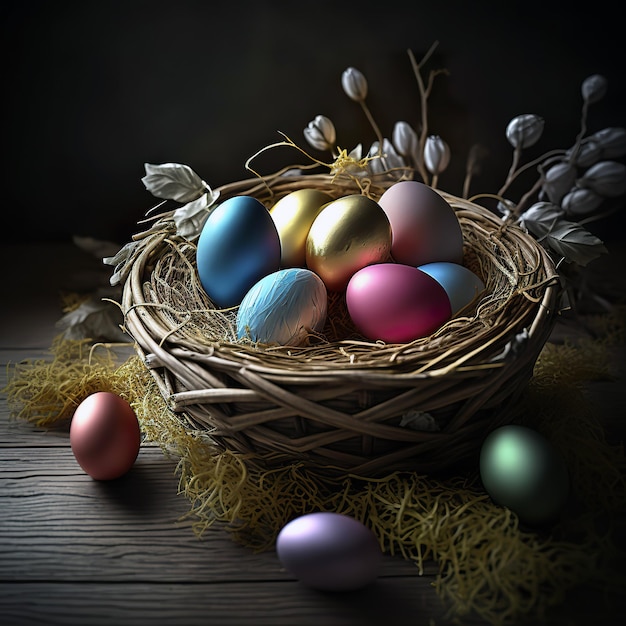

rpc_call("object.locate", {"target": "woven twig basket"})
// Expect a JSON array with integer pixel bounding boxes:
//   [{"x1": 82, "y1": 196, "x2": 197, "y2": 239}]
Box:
[{"x1": 121, "y1": 172, "x2": 560, "y2": 477}]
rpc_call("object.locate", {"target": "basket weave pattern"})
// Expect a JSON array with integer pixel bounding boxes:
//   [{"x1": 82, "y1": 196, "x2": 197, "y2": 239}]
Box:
[{"x1": 121, "y1": 174, "x2": 560, "y2": 477}]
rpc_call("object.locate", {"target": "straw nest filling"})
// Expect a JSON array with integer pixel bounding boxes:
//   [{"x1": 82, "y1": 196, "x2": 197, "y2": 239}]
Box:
[{"x1": 121, "y1": 173, "x2": 561, "y2": 477}]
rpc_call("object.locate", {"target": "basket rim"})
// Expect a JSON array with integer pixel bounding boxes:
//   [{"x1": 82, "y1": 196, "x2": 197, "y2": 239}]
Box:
[{"x1": 120, "y1": 171, "x2": 561, "y2": 376}]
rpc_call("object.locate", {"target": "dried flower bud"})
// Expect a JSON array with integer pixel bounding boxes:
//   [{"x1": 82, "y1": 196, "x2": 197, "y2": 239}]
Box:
[
  {"x1": 392, "y1": 121, "x2": 418, "y2": 157},
  {"x1": 561, "y1": 187, "x2": 604, "y2": 217},
  {"x1": 497, "y1": 199, "x2": 516, "y2": 219},
  {"x1": 424, "y1": 135, "x2": 451, "y2": 175},
  {"x1": 581, "y1": 74, "x2": 608, "y2": 105},
  {"x1": 566, "y1": 139, "x2": 602, "y2": 168},
  {"x1": 341, "y1": 67, "x2": 368, "y2": 102},
  {"x1": 518, "y1": 202, "x2": 564, "y2": 239},
  {"x1": 506, "y1": 114, "x2": 544, "y2": 149},
  {"x1": 577, "y1": 160, "x2": 626, "y2": 197},
  {"x1": 368, "y1": 139, "x2": 405, "y2": 175},
  {"x1": 589, "y1": 127, "x2": 626, "y2": 159},
  {"x1": 542, "y1": 161, "x2": 577, "y2": 204},
  {"x1": 304, "y1": 115, "x2": 336, "y2": 151}
]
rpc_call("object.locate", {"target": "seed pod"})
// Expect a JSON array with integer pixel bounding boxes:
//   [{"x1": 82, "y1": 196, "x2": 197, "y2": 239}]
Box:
[
  {"x1": 304, "y1": 115, "x2": 336, "y2": 152},
  {"x1": 589, "y1": 127, "x2": 626, "y2": 159},
  {"x1": 506, "y1": 114, "x2": 544, "y2": 149},
  {"x1": 368, "y1": 139, "x2": 405, "y2": 175},
  {"x1": 577, "y1": 160, "x2": 626, "y2": 197},
  {"x1": 581, "y1": 74, "x2": 608, "y2": 105},
  {"x1": 341, "y1": 67, "x2": 368, "y2": 102},
  {"x1": 518, "y1": 202, "x2": 564, "y2": 239},
  {"x1": 392, "y1": 121, "x2": 419, "y2": 158},
  {"x1": 561, "y1": 187, "x2": 604, "y2": 217},
  {"x1": 542, "y1": 161, "x2": 577, "y2": 204},
  {"x1": 424, "y1": 135, "x2": 451, "y2": 175},
  {"x1": 566, "y1": 139, "x2": 602, "y2": 168}
]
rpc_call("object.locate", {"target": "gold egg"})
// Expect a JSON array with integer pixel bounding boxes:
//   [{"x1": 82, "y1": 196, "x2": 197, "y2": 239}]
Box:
[
  {"x1": 305, "y1": 194, "x2": 392, "y2": 291},
  {"x1": 270, "y1": 189, "x2": 333, "y2": 267}
]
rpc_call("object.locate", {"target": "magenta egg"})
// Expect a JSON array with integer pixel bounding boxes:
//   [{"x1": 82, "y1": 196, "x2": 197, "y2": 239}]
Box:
[
  {"x1": 346, "y1": 263, "x2": 451, "y2": 343},
  {"x1": 70, "y1": 392, "x2": 141, "y2": 481},
  {"x1": 276, "y1": 512, "x2": 382, "y2": 591},
  {"x1": 377, "y1": 180, "x2": 464, "y2": 267}
]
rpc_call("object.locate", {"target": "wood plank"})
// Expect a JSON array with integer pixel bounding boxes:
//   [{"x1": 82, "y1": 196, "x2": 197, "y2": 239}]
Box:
[
  {"x1": 0, "y1": 579, "x2": 455, "y2": 626},
  {"x1": 1, "y1": 579, "x2": 624, "y2": 626},
  {"x1": 0, "y1": 447, "x2": 425, "y2": 582}
]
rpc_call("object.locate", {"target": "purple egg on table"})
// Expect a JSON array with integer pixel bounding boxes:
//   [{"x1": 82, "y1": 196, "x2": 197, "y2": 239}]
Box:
[{"x1": 276, "y1": 512, "x2": 382, "y2": 591}]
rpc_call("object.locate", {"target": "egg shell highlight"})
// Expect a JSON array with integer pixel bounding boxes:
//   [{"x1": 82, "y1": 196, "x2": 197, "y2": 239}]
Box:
[
  {"x1": 346, "y1": 263, "x2": 451, "y2": 343},
  {"x1": 276, "y1": 512, "x2": 382, "y2": 592},
  {"x1": 269, "y1": 189, "x2": 333, "y2": 268},
  {"x1": 479, "y1": 425, "x2": 570, "y2": 526},
  {"x1": 305, "y1": 194, "x2": 392, "y2": 292},
  {"x1": 237, "y1": 268, "x2": 328, "y2": 346},
  {"x1": 70, "y1": 392, "x2": 141, "y2": 481},
  {"x1": 377, "y1": 180, "x2": 464, "y2": 267},
  {"x1": 196, "y1": 195, "x2": 281, "y2": 308},
  {"x1": 418, "y1": 262, "x2": 485, "y2": 316}
]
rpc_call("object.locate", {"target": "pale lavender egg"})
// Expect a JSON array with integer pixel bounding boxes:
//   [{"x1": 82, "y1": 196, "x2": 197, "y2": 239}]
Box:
[{"x1": 276, "y1": 512, "x2": 382, "y2": 591}]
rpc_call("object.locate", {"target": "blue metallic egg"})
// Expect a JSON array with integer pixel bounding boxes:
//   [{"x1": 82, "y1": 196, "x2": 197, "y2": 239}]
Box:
[{"x1": 196, "y1": 195, "x2": 281, "y2": 308}]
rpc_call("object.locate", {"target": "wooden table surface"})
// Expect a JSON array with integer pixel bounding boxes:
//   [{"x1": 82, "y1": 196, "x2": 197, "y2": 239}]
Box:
[{"x1": 1, "y1": 241, "x2": 625, "y2": 626}]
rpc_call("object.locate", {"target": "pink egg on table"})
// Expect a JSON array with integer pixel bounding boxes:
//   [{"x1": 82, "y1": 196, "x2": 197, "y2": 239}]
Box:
[
  {"x1": 377, "y1": 180, "x2": 464, "y2": 267},
  {"x1": 346, "y1": 263, "x2": 451, "y2": 343},
  {"x1": 70, "y1": 392, "x2": 141, "y2": 481}
]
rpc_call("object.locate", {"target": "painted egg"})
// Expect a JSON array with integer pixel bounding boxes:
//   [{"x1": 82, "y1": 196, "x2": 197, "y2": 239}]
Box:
[
  {"x1": 418, "y1": 262, "x2": 485, "y2": 316},
  {"x1": 346, "y1": 263, "x2": 451, "y2": 343},
  {"x1": 196, "y1": 195, "x2": 281, "y2": 308},
  {"x1": 377, "y1": 180, "x2": 464, "y2": 266},
  {"x1": 270, "y1": 189, "x2": 333, "y2": 268},
  {"x1": 305, "y1": 194, "x2": 392, "y2": 291},
  {"x1": 479, "y1": 425, "x2": 570, "y2": 526},
  {"x1": 70, "y1": 392, "x2": 141, "y2": 481},
  {"x1": 276, "y1": 512, "x2": 382, "y2": 591},
  {"x1": 237, "y1": 268, "x2": 328, "y2": 346}
]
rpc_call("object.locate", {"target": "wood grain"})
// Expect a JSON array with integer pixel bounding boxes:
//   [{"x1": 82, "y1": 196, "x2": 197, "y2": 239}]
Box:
[{"x1": 2, "y1": 241, "x2": 625, "y2": 626}]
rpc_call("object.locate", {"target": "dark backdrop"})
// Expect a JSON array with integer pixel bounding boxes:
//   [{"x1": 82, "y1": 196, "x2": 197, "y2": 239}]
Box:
[{"x1": 3, "y1": 0, "x2": 625, "y2": 245}]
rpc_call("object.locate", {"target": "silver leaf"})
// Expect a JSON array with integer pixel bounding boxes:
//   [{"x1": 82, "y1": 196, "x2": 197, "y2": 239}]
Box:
[
  {"x1": 56, "y1": 289, "x2": 127, "y2": 343},
  {"x1": 399, "y1": 410, "x2": 440, "y2": 432},
  {"x1": 103, "y1": 240, "x2": 141, "y2": 286},
  {"x1": 490, "y1": 328, "x2": 529, "y2": 362},
  {"x1": 142, "y1": 162, "x2": 207, "y2": 202},
  {"x1": 545, "y1": 220, "x2": 608, "y2": 266},
  {"x1": 172, "y1": 190, "x2": 220, "y2": 240}
]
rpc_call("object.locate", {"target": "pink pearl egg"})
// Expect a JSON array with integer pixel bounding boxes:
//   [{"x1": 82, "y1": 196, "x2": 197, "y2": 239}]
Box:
[
  {"x1": 70, "y1": 392, "x2": 141, "y2": 480},
  {"x1": 346, "y1": 263, "x2": 451, "y2": 343},
  {"x1": 377, "y1": 180, "x2": 464, "y2": 267}
]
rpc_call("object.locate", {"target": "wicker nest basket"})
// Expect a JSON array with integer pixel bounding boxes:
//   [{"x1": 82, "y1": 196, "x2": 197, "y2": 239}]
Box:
[{"x1": 121, "y1": 172, "x2": 560, "y2": 478}]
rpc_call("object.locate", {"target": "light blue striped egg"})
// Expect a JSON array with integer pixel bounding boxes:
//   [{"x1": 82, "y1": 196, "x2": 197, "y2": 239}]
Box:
[{"x1": 237, "y1": 268, "x2": 327, "y2": 346}]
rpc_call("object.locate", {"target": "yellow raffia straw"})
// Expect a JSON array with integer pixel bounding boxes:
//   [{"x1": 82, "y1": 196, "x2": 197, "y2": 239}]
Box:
[{"x1": 3, "y1": 310, "x2": 625, "y2": 625}]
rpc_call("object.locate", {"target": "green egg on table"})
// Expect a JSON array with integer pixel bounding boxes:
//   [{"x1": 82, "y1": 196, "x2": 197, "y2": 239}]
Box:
[{"x1": 479, "y1": 424, "x2": 570, "y2": 526}]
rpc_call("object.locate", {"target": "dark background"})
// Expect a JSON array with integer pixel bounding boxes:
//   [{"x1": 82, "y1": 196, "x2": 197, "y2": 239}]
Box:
[{"x1": 3, "y1": 0, "x2": 625, "y2": 245}]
